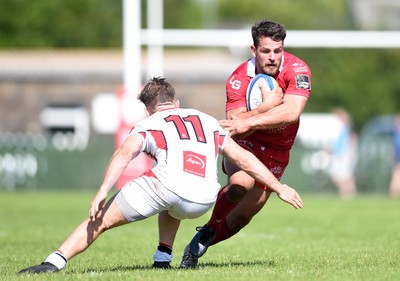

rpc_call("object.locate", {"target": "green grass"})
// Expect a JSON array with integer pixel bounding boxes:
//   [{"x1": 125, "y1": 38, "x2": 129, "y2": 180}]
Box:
[{"x1": 1, "y1": 191, "x2": 399, "y2": 281}]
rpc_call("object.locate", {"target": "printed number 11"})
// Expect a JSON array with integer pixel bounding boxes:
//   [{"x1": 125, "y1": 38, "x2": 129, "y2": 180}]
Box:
[{"x1": 165, "y1": 115, "x2": 206, "y2": 143}]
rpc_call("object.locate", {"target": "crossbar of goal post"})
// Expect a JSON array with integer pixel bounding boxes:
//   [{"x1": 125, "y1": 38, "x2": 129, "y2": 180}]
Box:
[{"x1": 141, "y1": 29, "x2": 400, "y2": 48}]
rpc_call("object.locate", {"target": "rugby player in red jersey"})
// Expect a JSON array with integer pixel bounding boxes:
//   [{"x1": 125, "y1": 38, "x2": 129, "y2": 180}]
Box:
[{"x1": 181, "y1": 19, "x2": 311, "y2": 268}]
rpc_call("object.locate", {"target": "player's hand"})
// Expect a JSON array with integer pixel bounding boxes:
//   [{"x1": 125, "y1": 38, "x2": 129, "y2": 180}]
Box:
[
  {"x1": 276, "y1": 184, "x2": 304, "y2": 209},
  {"x1": 256, "y1": 84, "x2": 283, "y2": 113},
  {"x1": 265, "y1": 85, "x2": 284, "y2": 107},
  {"x1": 219, "y1": 117, "x2": 250, "y2": 137},
  {"x1": 89, "y1": 189, "x2": 108, "y2": 221}
]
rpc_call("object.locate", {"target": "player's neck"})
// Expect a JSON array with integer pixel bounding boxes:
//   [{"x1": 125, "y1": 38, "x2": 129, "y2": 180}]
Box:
[{"x1": 155, "y1": 103, "x2": 177, "y2": 113}]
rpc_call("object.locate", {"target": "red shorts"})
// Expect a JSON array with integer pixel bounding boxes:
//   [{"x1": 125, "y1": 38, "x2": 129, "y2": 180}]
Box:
[{"x1": 225, "y1": 139, "x2": 290, "y2": 191}]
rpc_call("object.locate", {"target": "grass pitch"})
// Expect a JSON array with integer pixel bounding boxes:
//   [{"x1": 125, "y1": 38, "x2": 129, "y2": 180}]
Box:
[{"x1": 1, "y1": 190, "x2": 399, "y2": 281}]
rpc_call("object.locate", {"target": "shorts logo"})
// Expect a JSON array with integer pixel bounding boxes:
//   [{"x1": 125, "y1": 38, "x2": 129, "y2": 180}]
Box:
[
  {"x1": 295, "y1": 74, "x2": 311, "y2": 90},
  {"x1": 183, "y1": 151, "x2": 206, "y2": 177},
  {"x1": 271, "y1": 166, "x2": 283, "y2": 177}
]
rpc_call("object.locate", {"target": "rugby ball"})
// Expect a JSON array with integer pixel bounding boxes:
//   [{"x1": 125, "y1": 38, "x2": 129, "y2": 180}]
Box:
[{"x1": 246, "y1": 74, "x2": 277, "y2": 111}]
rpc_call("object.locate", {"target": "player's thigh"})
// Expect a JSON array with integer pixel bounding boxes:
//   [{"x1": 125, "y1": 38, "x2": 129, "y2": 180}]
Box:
[
  {"x1": 229, "y1": 169, "x2": 255, "y2": 187},
  {"x1": 169, "y1": 199, "x2": 213, "y2": 220},
  {"x1": 225, "y1": 168, "x2": 255, "y2": 202},
  {"x1": 225, "y1": 156, "x2": 255, "y2": 190},
  {"x1": 224, "y1": 158, "x2": 255, "y2": 188}
]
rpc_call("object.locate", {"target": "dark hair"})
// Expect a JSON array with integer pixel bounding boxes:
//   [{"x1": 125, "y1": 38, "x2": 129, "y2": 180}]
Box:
[
  {"x1": 251, "y1": 20, "x2": 286, "y2": 47},
  {"x1": 138, "y1": 77, "x2": 176, "y2": 111}
]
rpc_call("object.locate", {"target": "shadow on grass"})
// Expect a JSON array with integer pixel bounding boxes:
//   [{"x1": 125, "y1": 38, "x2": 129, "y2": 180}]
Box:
[
  {"x1": 73, "y1": 259, "x2": 276, "y2": 274},
  {"x1": 200, "y1": 260, "x2": 276, "y2": 268}
]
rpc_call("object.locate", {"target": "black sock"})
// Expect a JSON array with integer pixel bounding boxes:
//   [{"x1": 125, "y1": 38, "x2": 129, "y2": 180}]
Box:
[{"x1": 157, "y1": 244, "x2": 172, "y2": 255}]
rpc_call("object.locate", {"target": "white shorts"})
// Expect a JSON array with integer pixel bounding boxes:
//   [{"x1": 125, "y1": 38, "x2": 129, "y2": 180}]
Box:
[{"x1": 115, "y1": 176, "x2": 214, "y2": 221}]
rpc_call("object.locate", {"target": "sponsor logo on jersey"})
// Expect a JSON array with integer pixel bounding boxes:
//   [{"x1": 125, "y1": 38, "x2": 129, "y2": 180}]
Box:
[
  {"x1": 228, "y1": 75, "x2": 242, "y2": 90},
  {"x1": 293, "y1": 65, "x2": 308, "y2": 73},
  {"x1": 183, "y1": 151, "x2": 206, "y2": 177},
  {"x1": 295, "y1": 74, "x2": 311, "y2": 90}
]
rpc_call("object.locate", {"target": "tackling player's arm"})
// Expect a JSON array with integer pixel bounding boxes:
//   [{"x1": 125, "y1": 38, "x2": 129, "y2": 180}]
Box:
[
  {"x1": 221, "y1": 136, "x2": 303, "y2": 209},
  {"x1": 89, "y1": 134, "x2": 144, "y2": 220}
]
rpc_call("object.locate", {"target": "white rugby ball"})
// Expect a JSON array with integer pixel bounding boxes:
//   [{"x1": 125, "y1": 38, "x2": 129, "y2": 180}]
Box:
[{"x1": 246, "y1": 74, "x2": 277, "y2": 111}]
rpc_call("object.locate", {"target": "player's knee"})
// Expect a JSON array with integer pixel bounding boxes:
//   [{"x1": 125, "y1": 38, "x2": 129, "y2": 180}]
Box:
[
  {"x1": 89, "y1": 216, "x2": 110, "y2": 233},
  {"x1": 100, "y1": 216, "x2": 111, "y2": 231}
]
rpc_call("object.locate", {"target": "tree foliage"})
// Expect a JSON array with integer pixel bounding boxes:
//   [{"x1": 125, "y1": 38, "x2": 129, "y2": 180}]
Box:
[
  {"x1": 292, "y1": 48, "x2": 400, "y2": 129},
  {"x1": 217, "y1": 0, "x2": 353, "y2": 30},
  {"x1": 0, "y1": 0, "x2": 122, "y2": 48}
]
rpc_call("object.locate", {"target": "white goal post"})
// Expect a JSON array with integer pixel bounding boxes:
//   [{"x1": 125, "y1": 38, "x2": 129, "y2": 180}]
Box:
[{"x1": 141, "y1": 29, "x2": 400, "y2": 49}]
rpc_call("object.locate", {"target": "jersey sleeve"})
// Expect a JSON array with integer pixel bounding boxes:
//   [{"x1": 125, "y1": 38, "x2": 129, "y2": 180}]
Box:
[
  {"x1": 225, "y1": 64, "x2": 250, "y2": 112},
  {"x1": 128, "y1": 124, "x2": 147, "y2": 152},
  {"x1": 217, "y1": 128, "x2": 229, "y2": 152},
  {"x1": 282, "y1": 59, "x2": 312, "y2": 98}
]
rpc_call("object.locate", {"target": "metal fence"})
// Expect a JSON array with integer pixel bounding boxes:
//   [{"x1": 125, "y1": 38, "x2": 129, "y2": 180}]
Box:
[
  {"x1": 0, "y1": 132, "x2": 113, "y2": 190},
  {"x1": 0, "y1": 115, "x2": 396, "y2": 194}
]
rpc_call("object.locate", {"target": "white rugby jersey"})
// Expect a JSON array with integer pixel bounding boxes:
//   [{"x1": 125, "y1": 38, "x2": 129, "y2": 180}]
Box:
[{"x1": 129, "y1": 108, "x2": 229, "y2": 204}]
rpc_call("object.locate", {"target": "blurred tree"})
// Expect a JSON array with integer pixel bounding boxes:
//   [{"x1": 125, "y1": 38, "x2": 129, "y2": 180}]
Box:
[
  {"x1": 293, "y1": 48, "x2": 400, "y2": 130},
  {"x1": 152, "y1": 0, "x2": 203, "y2": 28},
  {"x1": 0, "y1": 0, "x2": 122, "y2": 48},
  {"x1": 216, "y1": 0, "x2": 353, "y2": 29}
]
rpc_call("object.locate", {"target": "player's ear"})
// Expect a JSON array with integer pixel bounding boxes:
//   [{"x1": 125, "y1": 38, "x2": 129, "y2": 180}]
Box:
[
  {"x1": 174, "y1": 99, "x2": 180, "y2": 108},
  {"x1": 250, "y1": 45, "x2": 256, "y2": 57}
]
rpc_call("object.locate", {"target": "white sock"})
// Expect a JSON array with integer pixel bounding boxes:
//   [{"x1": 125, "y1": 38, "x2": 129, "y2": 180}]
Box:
[
  {"x1": 153, "y1": 249, "x2": 172, "y2": 262},
  {"x1": 44, "y1": 250, "x2": 67, "y2": 270}
]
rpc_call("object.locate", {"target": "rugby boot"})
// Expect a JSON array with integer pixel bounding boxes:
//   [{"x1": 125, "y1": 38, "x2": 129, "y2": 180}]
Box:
[
  {"x1": 18, "y1": 262, "x2": 59, "y2": 274},
  {"x1": 180, "y1": 244, "x2": 198, "y2": 269}
]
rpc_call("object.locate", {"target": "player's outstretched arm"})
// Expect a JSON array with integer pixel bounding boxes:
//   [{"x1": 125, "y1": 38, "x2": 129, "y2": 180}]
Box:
[
  {"x1": 221, "y1": 136, "x2": 303, "y2": 209},
  {"x1": 89, "y1": 134, "x2": 143, "y2": 220}
]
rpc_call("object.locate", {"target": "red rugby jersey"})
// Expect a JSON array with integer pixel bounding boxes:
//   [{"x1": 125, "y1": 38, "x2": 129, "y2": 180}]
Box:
[{"x1": 225, "y1": 52, "x2": 311, "y2": 150}]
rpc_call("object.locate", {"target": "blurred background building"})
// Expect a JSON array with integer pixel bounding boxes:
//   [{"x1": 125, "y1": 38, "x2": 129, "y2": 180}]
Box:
[{"x1": 0, "y1": 0, "x2": 399, "y2": 195}]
